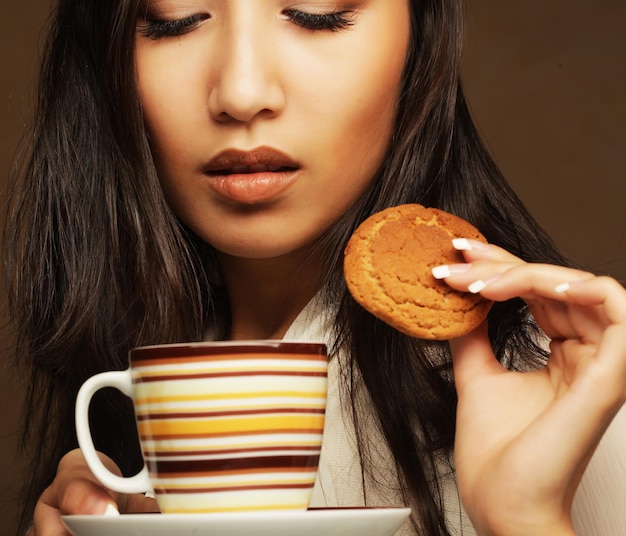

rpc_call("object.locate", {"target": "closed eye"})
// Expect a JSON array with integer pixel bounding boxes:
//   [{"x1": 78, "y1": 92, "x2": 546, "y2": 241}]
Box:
[
  {"x1": 283, "y1": 9, "x2": 355, "y2": 32},
  {"x1": 137, "y1": 13, "x2": 210, "y2": 40}
]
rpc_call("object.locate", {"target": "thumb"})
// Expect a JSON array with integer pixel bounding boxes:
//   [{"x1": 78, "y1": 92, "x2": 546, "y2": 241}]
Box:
[{"x1": 449, "y1": 322, "x2": 504, "y2": 391}]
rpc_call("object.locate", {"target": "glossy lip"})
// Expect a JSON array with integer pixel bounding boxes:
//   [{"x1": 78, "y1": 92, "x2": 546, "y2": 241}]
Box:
[{"x1": 203, "y1": 147, "x2": 301, "y2": 204}]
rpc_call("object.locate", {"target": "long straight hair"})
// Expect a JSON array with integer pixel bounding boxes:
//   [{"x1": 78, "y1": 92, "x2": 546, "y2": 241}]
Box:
[
  {"x1": 4, "y1": 1, "x2": 570, "y2": 535},
  {"x1": 309, "y1": 3, "x2": 568, "y2": 533},
  {"x1": 5, "y1": 1, "x2": 212, "y2": 532}
]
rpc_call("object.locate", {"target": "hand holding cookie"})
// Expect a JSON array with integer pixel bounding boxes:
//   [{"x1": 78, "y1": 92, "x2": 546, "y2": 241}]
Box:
[
  {"x1": 436, "y1": 240, "x2": 626, "y2": 535},
  {"x1": 345, "y1": 205, "x2": 626, "y2": 534}
]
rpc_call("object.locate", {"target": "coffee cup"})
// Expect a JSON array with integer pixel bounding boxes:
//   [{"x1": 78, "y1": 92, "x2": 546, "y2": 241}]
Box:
[{"x1": 75, "y1": 340, "x2": 328, "y2": 514}]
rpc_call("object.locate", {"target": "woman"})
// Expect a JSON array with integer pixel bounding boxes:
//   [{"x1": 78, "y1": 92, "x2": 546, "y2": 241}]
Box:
[{"x1": 4, "y1": 0, "x2": 625, "y2": 535}]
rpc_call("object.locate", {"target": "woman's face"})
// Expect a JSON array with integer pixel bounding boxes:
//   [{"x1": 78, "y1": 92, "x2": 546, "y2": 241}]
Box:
[{"x1": 135, "y1": 0, "x2": 411, "y2": 259}]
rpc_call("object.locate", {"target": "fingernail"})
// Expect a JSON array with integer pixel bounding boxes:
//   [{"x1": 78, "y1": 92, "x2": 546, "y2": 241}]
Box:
[
  {"x1": 555, "y1": 282, "x2": 570, "y2": 293},
  {"x1": 452, "y1": 238, "x2": 488, "y2": 251},
  {"x1": 555, "y1": 279, "x2": 588, "y2": 293},
  {"x1": 468, "y1": 274, "x2": 503, "y2": 294},
  {"x1": 432, "y1": 263, "x2": 472, "y2": 279},
  {"x1": 103, "y1": 503, "x2": 120, "y2": 517},
  {"x1": 468, "y1": 280, "x2": 487, "y2": 293}
]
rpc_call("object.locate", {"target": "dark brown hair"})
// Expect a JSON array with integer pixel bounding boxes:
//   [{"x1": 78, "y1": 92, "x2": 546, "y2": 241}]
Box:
[{"x1": 4, "y1": 1, "x2": 569, "y2": 534}]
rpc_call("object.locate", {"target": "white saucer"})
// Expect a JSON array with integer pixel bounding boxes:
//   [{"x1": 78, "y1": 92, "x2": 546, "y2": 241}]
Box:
[{"x1": 62, "y1": 507, "x2": 411, "y2": 536}]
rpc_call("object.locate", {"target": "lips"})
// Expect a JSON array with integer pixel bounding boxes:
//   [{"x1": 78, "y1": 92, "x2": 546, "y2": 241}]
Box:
[
  {"x1": 205, "y1": 147, "x2": 299, "y2": 175},
  {"x1": 203, "y1": 147, "x2": 300, "y2": 204}
]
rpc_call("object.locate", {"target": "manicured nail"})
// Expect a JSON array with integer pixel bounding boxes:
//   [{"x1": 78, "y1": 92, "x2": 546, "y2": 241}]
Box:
[
  {"x1": 468, "y1": 274, "x2": 503, "y2": 294},
  {"x1": 555, "y1": 282, "x2": 570, "y2": 293},
  {"x1": 103, "y1": 503, "x2": 120, "y2": 517},
  {"x1": 452, "y1": 238, "x2": 472, "y2": 251},
  {"x1": 432, "y1": 263, "x2": 472, "y2": 279},
  {"x1": 452, "y1": 238, "x2": 488, "y2": 251},
  {"x1": 468, "y1": 280, "x2": 487, "y2": 293},
  {"x1": 555, "y1": 279, "x2": 588, "y2": 293}
]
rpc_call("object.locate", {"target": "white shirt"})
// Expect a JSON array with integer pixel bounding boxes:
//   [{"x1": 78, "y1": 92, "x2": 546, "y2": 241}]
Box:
[{"x1": 282, "y1": 296, "x2": 626, "y2": 535}]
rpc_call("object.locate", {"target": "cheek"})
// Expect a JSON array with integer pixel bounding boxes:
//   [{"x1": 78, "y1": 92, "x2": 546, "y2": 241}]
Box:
[
  {"x1": 326, "y1": 55, "x2": 407, "y2": 185},
  {"x1": 136, "y1": 55, "x2": 202, "y2": 165},
  {"x1": 323, "y1": 15, "x2": 409, "y2": 163}
]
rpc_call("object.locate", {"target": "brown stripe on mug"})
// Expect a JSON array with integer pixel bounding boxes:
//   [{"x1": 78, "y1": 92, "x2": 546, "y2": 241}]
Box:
[
  {"x1": 134, "y1": 370, "x2": 327, "y2": 383},
  {"x1": 155, "y1": 483, "x2": 315, "y2": 494},
  {"x1": 133, "y1": 353, "x2": 329, "y2": 369},
  {"x1": 148, "y1": 455, "x2": 321, "y2": 475}
]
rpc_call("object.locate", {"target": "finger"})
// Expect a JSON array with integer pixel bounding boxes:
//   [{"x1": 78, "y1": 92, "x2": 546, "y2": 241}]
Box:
[
  {"x1": 473, "y1": 270, "x2": 626, "y2": 398},
  {"x1": 594, "y1": 324, "x2": 626, "y2": 403},
  {"x1": 550, "y1": 276, "x2": 626, "y2": 345},
  {"x1": 438, "y1": 239, "x2": 594, "y2": 302},
  {"x1": 548, "y1": 338, "x2": 598, "y2": 390},
  {"x1": 32, "y1": 498, "x2": 71, "y2": 536},
  {"x1": 451, "y1": 239, "x2": 524, "y2": 264},
  {"x1": 449, "y1": 322, "x2": 505, "y2": 393},
  {"x1": 524, "y1": 298, "x2": 577, "y2": 341},
  {"x1": 434, "y1": 259, "x2": 592, "y2": 339},
  {"x1": 55, "y1": 449, "x2": 160, "y2": 515},
  {"x1": 33, "y1": 477, "x2": 117, "y2": 536},
  {"x1": 479, "y1": 271, "x2": 624, "y2": 345},
  {"x1": 438, "y1": 262, "x2": 607, "y2": 333},
  {"x1": 467, "y1": 264, "x2": 594, "y2": 304},
  {"x1": 556, "y1": 276, "x2": 626, "y2": 325},
  {"x1": 439, "y1": 261, "x2": 592, "y2": 303},
  {"x1": 54, "y1": 450, "x2": 121, "y2": 514},
  {"x1": 55, "y1": 477, "x2": 120, "y2": 516},
  {"x1": 122, "y1": 493, "x2": 160, "y2": 514}
]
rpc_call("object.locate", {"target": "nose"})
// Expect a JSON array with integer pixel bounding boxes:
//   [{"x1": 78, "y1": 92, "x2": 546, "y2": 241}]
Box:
[{"x1": 208, "y1": 20, "x2": 285, "y2": 124}]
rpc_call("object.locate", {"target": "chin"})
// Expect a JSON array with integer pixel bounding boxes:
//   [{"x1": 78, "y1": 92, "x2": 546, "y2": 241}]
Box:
[{"x1": 209, "y1": 236, "x2": 309, "y2": 261}]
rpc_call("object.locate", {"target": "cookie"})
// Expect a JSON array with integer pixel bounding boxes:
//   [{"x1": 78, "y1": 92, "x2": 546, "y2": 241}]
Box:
[{"x1": 344, "y1": 204, "x2": 492, "y2": 340}]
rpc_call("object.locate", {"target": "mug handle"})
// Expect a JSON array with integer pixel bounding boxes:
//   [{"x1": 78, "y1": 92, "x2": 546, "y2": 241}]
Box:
[{"x1": 75, "y1": 370, "x2": 152, "y2": 494}]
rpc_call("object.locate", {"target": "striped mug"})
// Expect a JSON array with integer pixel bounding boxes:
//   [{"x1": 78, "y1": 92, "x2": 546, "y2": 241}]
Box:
[{"x1": 75, "y1": 341, "x2": 328, "y2": 514}]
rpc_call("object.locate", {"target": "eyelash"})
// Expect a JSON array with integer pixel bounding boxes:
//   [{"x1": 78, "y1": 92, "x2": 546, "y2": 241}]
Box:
[
  {"x1": 283, "y1": 10, "x2": 355, "y2": 32},
  {"x1": 138, "y1": 14, "x2": 210, "y2": 41},
  {"x1": 138, "y1": 9, "x2": 354, "y2": 40}
]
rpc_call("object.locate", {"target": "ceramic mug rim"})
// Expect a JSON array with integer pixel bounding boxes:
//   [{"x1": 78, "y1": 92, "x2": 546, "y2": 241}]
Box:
[{"x1": 129, "y1": 340, "x2": 328, "y2": 362}]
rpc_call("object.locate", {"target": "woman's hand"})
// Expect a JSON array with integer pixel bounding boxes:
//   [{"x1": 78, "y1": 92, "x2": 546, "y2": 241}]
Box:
[
  {"x1": 434, "y1": 240, "x2": 626, "y2": 536},
  {"x1": 29, "y1": 449, "x2": 158, "y2": 536}
]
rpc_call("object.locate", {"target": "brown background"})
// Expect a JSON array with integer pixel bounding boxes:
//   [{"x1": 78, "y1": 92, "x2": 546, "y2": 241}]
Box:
[{"x1": 1, "y1": 1, "x2": 625, "y2": 534}]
